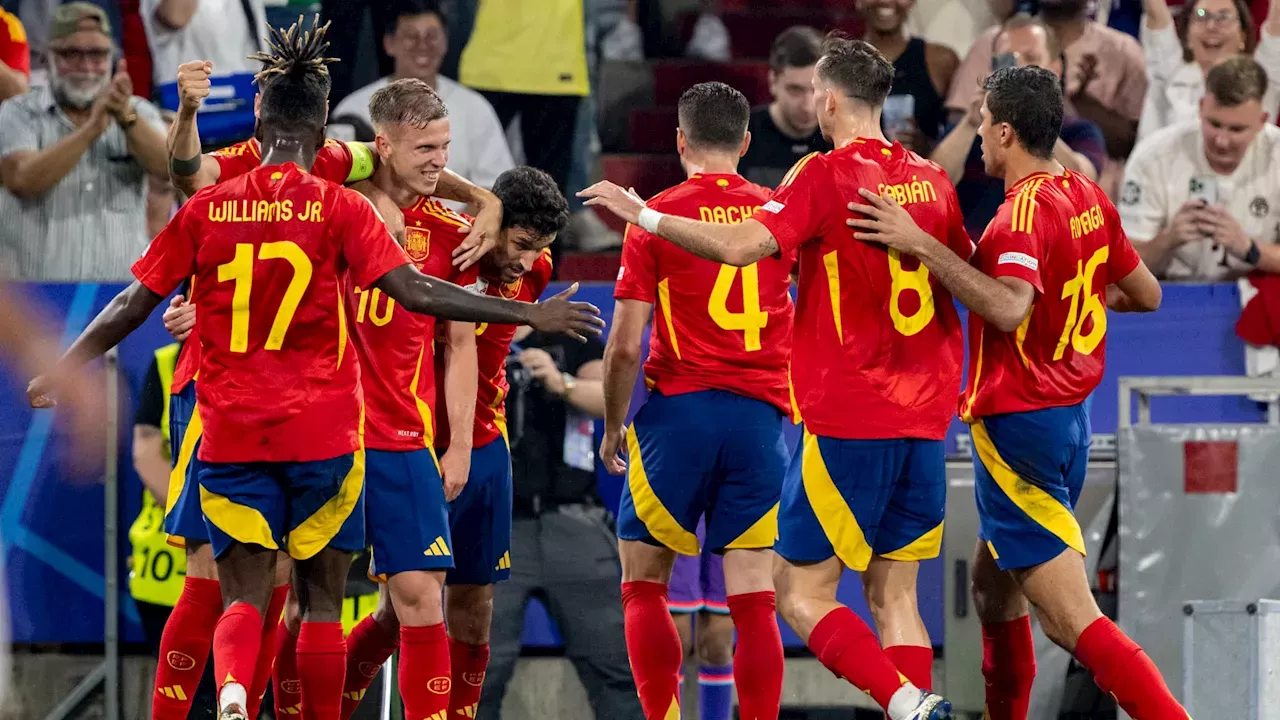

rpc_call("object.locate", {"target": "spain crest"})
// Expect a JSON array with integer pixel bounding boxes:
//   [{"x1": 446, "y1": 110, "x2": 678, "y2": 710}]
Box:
[{"x1": 405, "y1": 226, "x2": 431, "y2": 262}]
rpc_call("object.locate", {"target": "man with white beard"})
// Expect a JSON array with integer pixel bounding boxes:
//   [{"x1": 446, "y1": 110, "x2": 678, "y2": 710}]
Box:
[{"x1": 0, "y1": 2, "x2": 168, "y2": 281}]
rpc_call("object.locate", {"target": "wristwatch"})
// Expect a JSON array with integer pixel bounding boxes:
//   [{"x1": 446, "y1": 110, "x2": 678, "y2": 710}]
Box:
[
  {"x1": 560, "y1": 372, "x2": 577, "y2": 396},
  {"x1": 1245, "y1": 240, "x2": 1263, "y2": 266},
  {"x1": 116, "y1": 98, "x2": 138, "y2": 131}
]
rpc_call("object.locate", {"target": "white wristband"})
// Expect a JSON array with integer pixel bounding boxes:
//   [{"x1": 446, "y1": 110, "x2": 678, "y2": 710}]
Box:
[{"x1": 638, "y1": 207, "x2": 664, "y2": 234}]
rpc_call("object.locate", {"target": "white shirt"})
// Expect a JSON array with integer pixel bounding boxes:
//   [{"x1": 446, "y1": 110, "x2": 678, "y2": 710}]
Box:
[
  {"x1": 332, "y1": 75, "x2": 515, "y2": 211},
  {"x1": 1136, "y1": 22, "x2": 1280, "y2": 142},
  {"x1": 1119, "y1": 120, "x2": 1280, "y2": 280},
  {"x1": 141, "y1": 0, "x2": 267, "y2": 84}
]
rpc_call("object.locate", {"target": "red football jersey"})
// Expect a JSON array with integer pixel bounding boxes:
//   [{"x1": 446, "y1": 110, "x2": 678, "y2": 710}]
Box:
[
  {"x1": 211, "y1": 138, "x2": 369, "y2": 186},
  {"x1": 132, "y1": 164, "x2": 410, "y2": 463},
  {"x1": 753, "y1": 140, "x2": 971, "y2": 440},
  {"x1": 434, "y1": 249, "x2": 554, "y2": 450},
  {"x1": 614, "y1": 173, "x2": 793, "y2": 413},
  {"x1": 352, "y1": 197, "x2": 479, "y2": 452},
  {"x1": 960, "y1": 171, "x2": 1141, "y2": 420}
]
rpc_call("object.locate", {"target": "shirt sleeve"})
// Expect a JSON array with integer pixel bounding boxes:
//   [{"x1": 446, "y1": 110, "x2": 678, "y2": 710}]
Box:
[
  {"x1": 211, "y1": 142, "x2": 256, "y2": 181},
  {"x1": 614, "y1": 223, "x2": 658, "y2": 303},
  {"x1": 132, "y1": 201, "x2": 198, "y2": 296},
  {"x1": 133, "y1": 97, "x2": 166, "y2": 136},
  {"x1": 0, "y1": 10, "x2": 29, "y2": 77},
  {"x1": 134, "y1": 357, "x2": 165, "y2": 427},
  {"x1": 1139, "y1": 22, "x2": 1184, "y2": 86},
  {"x1": 1255, "y1": 27, "x2": 1280, "y2": 119},
  {"x1": 1062, "y1": 118, "x2": 1108, "y2": 180},
  {"x1": 468, "y1": 97, "x2": 515, "y2": 189},
  {"x1": 1116, "y1": 140, "x2": 1167, "y2": 242},
  {"x1": 751, "y1": 153, "x2": 828, "y2": 255},
  {"x1": 945, "y1": 26, "x2": 997, "y2": 113},
  {"x1": 0, "y1": 99, "x2": 37, "y2": 158},
  {"x1": 979, "y1": 201, "x2": 1045, "y2": 292},
  {"x1": 940, "y1": 183, "x2": 975, "y2": 260},
  {"x1": 336, "y1": 188, "x2": 411, "y2": 288}
]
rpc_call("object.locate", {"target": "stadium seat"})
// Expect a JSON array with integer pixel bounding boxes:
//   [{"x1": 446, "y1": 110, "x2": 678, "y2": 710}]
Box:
[
  {"x1": 651, "y1": 60, "x2": 771, "y2": 105},
  {"x1": 559, "y1": 251, "x2": 623, "y2": 282},
  {"x1": 627, "y1": 107, "x2": 680, "y2": 154}
]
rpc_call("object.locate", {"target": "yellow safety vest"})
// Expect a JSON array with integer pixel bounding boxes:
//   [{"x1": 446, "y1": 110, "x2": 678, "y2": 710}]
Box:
[
  {"x1": 128, "y1": 344, "x2": 188, "y2": 607},
  {"x1": 459, "y1": 0, "x2": 589, "y2": 96}
]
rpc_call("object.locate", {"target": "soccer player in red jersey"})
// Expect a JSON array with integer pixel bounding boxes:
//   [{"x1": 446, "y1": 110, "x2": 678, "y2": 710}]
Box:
[
  {"x1": 845, "y1": 65, "x2": 1181, "y2": 720},
  {"x1": 27, "y1": 19, "x2": 600, "y2": 720},
  {"x1": 599, "y1": 82, "x2": 790, "y2": 720},
  {"x1": 583, "y1": 35, "x2": 965, "y2": 720}
]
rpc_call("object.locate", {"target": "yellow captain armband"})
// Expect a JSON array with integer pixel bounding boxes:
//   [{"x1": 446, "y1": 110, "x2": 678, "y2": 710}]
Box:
[{"x1": 346, "y1": 142, "x2": 376, "y2": 183}]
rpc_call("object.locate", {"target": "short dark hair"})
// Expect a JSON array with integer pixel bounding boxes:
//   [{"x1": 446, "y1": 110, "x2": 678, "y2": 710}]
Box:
[
  {"x1": 769, "y1": 26, "x2": 823, "y2": 72},
  {"x1": 369, "y1": 78, "x2": 448, "y2": 130},
  {"x1": 493, "y1": 166, "x2": 570, "y2": 237},
  {"x1": 677, "y1": 82, "x2": 750, "y2": 152},
  {"x1": 982, "y1": 66, "x2": 1063, "y2": 159},
  {"x1": 251, "y1": 16, "x2": 336, "y2": 134},
  {"x1": 995, "y1": 13, "x2": 1061, "y2": 58},
  {"x1": 1205, "y1": 54, "x2": 1268, "y2": 106},
  {"x1": 815, "y1": 32, "x2": 894, "y2": 106},
  {"x1": 389, "y1": 0, "x2": 447, "y2": 32}
]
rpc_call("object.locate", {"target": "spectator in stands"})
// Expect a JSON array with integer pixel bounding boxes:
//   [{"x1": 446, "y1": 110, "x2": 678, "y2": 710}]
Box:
[
  {"x1": 858, "y1": 0, "x2": 960, "y2": 152},
  {"x1": 331, "y1": 0, "x2": 513, "y2": 208},
  {"x1": 948, "y1": 0, "x2": 1146, "y2": 187},
  {"x1": 0, "y1": 3, "x2": 168, "y2": 280},
  {"x1": 932, "y1": 14, "x2": 1107, "y2": 238},
  {"x1": 737, "y1": 26, "x2": 832, "y2": 189},
  {"x1": 322, "y1": 0, "x2": 394, "y2": 104},
  {"x1": 1136, "y1": 0, "x2": 1280, "y2": 141},
  {"x1": 459, "y1": 0, "x2": 589, "y2": 198},
  {"x1": 139, "y1": 0, "x2": 264, "y2": 146},
  {"x1": 1120, "y1": 55, "x2": 1280, "y2": 279},
  {"x1": 0, "y1": 6, "x2": 29, "y2": 101},
  {"x1": 908, "y1": 0, "x2": 1006, "y2": 60},
  {"x1": 478, "y1": 326, "x2": 641, "y2": 720}
]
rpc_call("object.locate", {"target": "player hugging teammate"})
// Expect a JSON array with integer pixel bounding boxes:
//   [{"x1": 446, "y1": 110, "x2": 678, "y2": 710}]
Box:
[{"x1": 25, "y1": 14, "x2": 1191, "y2": 720}]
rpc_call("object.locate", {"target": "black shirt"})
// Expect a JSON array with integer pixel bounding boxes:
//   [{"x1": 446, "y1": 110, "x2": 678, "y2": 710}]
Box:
[
  {"x1": 135, "y1": 357, "x2": 164, "y2": 428},
  {"x1": 508, "y1": 330, "x2": 605, "y2": 517},
  {"x1": 738, "y1": 106, "x2": 832, "y2": 189},
  {"x1": 888, "y1": 38, "x2": 948, "y2": 143}
]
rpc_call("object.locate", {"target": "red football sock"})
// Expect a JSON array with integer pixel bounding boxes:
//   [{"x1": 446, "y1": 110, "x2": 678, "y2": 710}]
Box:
[
  {"x1": 1074, "y1": 617, "x2": 1188, "y2": 719},
  {"x1": 808, "y1": 606, "x2": 907, "y2": 711},
  {"x1": 727, "y1": 591, "x2": 783, "y2": 720},
  {"x1": 340, "y1": 614, "x2": 400, "y2": 720},
  {"x1": 885, "y1": 645, "x2": 933, "y2": 691},
  {"x1": 448, "y1": 638, "x2": 491, "y2": 719},
  {"x1": 297, "y1": 621, "x2": 347, "y2": 720},
  {"x1": 152, "y1": 577, "x2": 222, "y2": 720},
  {"x1": 212, "y1": 602, "x2": 264, "y2": 708},
  {"x1": 399, "y1": 624, "x2": 452, "y2": 720},
  {"x1": 273, "y1": 622, "x2": 301, "y2": 718},
  {"x1": 246, "y1": 585, "x2": 289, "y2": 719},
  {"x1": 622, "y1": 581, "x2": 683, "y2": 720},
  {"x1": 981, "y1": 616, "x2": 1035, "y2": 720}
]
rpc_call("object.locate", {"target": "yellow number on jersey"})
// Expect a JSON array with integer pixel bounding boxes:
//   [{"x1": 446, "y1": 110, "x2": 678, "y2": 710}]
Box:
[
  {"x1": 217, "y1": 241, "x2": 314, "y2": 353},
  {"x1": 888, "y1": 249, "x2": 935, "y2": 336},
  {"x1": 353, "y1": 287, "x2": 395, "y2": 326},
  {"x1": 1054, "y1": 246, "x2": 1109, "y2": 360},
  {"x1": 707, "y1": 263, "x2": 768, "y2": 351}
]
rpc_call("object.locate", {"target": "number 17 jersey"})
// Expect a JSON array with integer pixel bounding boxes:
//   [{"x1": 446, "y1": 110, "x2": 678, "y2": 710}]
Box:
[
  {"x1": 752, "y1": 140, "x2": 971, "y2": 440},
  {"x1": 614, "y1": 173, "x2": 794, "y2": 413}
]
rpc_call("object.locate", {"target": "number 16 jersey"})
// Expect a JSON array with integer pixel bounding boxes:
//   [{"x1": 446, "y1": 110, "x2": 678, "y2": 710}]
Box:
[
  {"x1": 752, "y1": 139, "x2": 971, "y2": 441},
  {"x1": 614, "y1": 173, "x2": 794, "y2": 414}
]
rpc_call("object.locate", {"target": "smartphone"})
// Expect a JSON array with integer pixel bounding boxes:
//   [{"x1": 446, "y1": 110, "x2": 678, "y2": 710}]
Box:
[
  {"x1": 992, "y1": 53, "x2": 1018, "y2": 71},
  {"x1": 1189, "y1": 176, "x2": 1219, "y2": 206},
  {"x1": 882, "y1": 94, "x2": 916, "y2": 138}
]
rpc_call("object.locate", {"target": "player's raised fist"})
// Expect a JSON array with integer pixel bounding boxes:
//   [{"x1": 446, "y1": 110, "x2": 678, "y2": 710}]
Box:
[
  {"x1": 176, "y1": 61, "x2": 213, "y2": 112},
  {"x1": 527, "y1": 282, "x2": 605, "y2": 342}
]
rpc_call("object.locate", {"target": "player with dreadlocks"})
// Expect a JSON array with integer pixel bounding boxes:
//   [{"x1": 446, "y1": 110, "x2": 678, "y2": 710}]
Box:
[{"x1": 27, "y1": 16, "x2": 602, "y2": 720}]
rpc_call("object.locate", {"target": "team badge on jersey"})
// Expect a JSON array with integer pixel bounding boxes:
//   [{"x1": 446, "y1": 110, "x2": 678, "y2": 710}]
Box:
[{"x1": 405, "y1": 226, "x2": 431, "y2": 263}]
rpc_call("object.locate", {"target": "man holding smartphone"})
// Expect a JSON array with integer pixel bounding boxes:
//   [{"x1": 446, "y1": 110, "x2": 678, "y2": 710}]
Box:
[{"x1": 1120, "y1": 55, "x2": 1280, "y2": 279}]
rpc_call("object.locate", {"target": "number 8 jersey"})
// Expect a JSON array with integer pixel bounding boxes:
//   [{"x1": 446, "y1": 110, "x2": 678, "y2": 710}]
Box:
[
  {"x1": 960, "y1": 171, "x2": 1141, "y2": 420},
  {"x1": 614, "y1": 173, "x2": 794, "y2": 414},
  {"x1": 753, "y1": 140, "x2": 969, "y2": 440},
  {"x1": 132, "y1": 163, "x2": 411, "y2": 464}
]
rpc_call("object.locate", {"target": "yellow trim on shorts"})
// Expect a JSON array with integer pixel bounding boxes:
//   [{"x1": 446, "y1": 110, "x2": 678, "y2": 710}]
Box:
[
  {"x1": 971, "y1": 420, "x2": 1085, "y2": 556},
  {"x1": 724, "y1": 503, "x2": 779, "y2": 550},
  {"x1": 800, "y1": 431, "x2": 873, "y2": 571},
  {"x1": 165, "y1": 402, "x2": 203, "y2": 516},
  {"x1": 625, "y1": 426, "x2": 699, "y2": 556},
  {"x1": 199, "y1": 485, "x2": 279, "y2": 551},
  {"x1": 287, "y1": 449, "x2": 368, "y2": 560},
  {"x1": 879, "y1": 521, "x2": 944, "y2": 562}
]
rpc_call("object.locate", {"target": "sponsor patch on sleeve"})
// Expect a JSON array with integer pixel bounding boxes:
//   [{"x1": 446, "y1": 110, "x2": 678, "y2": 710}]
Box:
[
  {"x1": 761, "y1": 200, "x2": 785, "y2": 214},
  {"x1": 997, "y1": 252, "x2": 1039, "y2": 271}
]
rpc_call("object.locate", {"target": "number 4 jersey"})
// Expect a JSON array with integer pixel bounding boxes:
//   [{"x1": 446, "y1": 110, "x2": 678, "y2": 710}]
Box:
[
  {"x1": 960, "y1": 171, "x2": 1141, "y2": 420},
  {"x1": 614, "y1": 173, "x2": 794, "y2": 414},
  {"x1": 753, "y1": 139, "x2": 970, "y2": 440},
  {"x1": 132, "y1": 163, "x2": 411, "y2": 464}
]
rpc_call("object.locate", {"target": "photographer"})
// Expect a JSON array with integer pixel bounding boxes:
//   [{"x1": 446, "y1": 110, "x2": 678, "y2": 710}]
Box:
[{"x1": 478, "y1": 324, "x2": 642, "y2": 720}]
